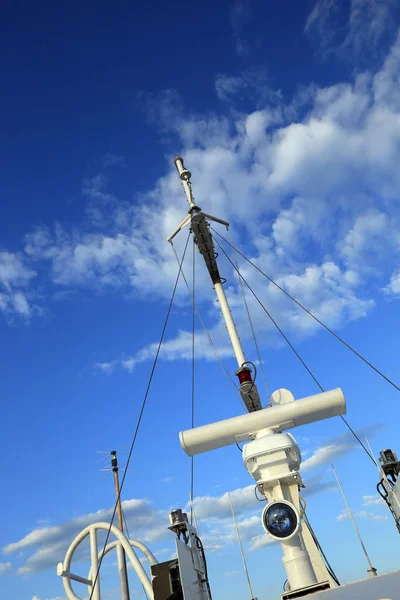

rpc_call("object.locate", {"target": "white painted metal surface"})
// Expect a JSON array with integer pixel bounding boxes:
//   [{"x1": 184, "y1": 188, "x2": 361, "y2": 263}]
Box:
[
  {"x1": 214, "y1": 281, "x2": 246, "y2": 368},
  {"x1": 281, "y1": 534, "x2": 317, "y2": 590},
  {"x1": 309, "y1": 570, "x2": 400, "y2": 599},
  {"x1": 180, "y1": 388, "x2": 346, "y2": 456},
  {"x1": 243, "y1": 431, "x2": 301, "y2": 484},
  {"x1": 89, "y1": 528, "x2": 100, "y2": 600},
  {"x1": 176, "y1": 538, "x2": 208, "y2": 600}
]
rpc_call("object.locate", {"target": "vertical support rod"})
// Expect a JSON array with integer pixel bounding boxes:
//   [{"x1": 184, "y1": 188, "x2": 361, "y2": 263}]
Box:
[
  {"x1": 90, "y1": 528, "x2": 101, "y2": 600},
  {"x1": 112, "y1": 452, "x2": 131, "y2": 600},
  {"x1": 189, "y1": 490, "x2": 200, "y2": 535},
  {"x1": 364, "y1": 436, "x2": 379, "y2": 470},
  {"x1": 332, "y1": 465, "x2": 377, "y2": 577},
  {"x1": 116, "y1": 542, "x2": 130, "y2": 600},
  {"x1": 228, "y1": 493, "x2": 255, "y2": 600},
  {"x1": 214, "y1": 282, "x2": 246, "y2": 368}
]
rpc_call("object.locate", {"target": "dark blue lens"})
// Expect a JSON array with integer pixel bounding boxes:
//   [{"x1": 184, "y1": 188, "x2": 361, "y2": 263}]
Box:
[{"x1": 264, "y1": 503, "x2": 297, "y2": 538}]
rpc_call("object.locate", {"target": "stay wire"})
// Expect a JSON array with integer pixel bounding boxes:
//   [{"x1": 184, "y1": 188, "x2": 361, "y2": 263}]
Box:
[
  {"x1": 213, "y1": 235, "x2": 376, "y2": 466},
  {"x1": 191, "y1": 236, "x2": 195, "y2": 525},
  {"x1": 227, "y1": 227, "x2": 269, "y2": 399},
  {"x1": 88, "y1": 231, "x2": 191, "y2": 600},
  {"x1": 211, "y1": 227, "x2": 400, "y2": 394},
  {"x1": 170, "y1": 242, "x2": 241, "y2": 402}
]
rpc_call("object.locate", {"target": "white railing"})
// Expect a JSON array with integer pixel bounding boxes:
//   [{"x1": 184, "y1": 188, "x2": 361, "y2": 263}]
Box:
[{"x1": 57, "y1": 522, "x2": 158, "y2": 600}]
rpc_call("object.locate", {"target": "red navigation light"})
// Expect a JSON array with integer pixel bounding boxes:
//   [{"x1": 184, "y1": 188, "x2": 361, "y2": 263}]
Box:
[{"x1": 237, "y1": 369, "x2": 252, "y2": 385}]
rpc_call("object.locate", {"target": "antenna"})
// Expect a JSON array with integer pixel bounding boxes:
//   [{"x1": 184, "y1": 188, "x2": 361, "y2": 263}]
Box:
[
  {"x1": 332, "y1": 465, "x2": 377, "y2": 578},
  {"x1": 364, "y1": 436, "x2": 379, "y2": 470},
  {"x1": 188, "y1": 489, "x2": 200, "y2": 535},
  {"x1": 97, "y1": 450, "x2": 131, "y2": 600},
  {"x1": 228, "y1": 493, "x2": 257, "y2": 600}
]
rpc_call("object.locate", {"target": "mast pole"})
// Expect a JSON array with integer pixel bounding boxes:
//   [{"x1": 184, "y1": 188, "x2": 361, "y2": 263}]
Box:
[
  {"x1": 111, "y1": 451, "x2": 131, "y2": 600},
  {"x1": 332, "y1": 465, "x2": 377, "y2": 578},
  {"x1": 228, "y1": 493, "x2": 256, "y2": 600},
  {"x1": 171, "y1": 156, "x2": 261, "y2": 412}
]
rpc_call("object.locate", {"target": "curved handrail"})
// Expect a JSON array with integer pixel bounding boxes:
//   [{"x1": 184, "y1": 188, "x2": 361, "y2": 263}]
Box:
[{"x1": 59, "y1": 522, "x2": 155, "y2": 600}]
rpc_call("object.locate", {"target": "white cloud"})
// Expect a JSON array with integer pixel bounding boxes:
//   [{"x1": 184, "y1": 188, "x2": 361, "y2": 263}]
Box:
[
  {"x1": 102, "y1": 153, "x2": 126, "y2": 168},
  {"x1": 3, "y1": 427, "x2": 368, "y2": 577},
  {"x1": 3, "y1": 498, "x2": 166, "y2": 575},
  {"x1": 305, "y1": 0, "x2": 397, "y2": 62},
  {"x1": 229, "y1": 0, "x2": 251, "y2": 57},
  {"x1": 382, "y1": 271, "x2": 400, "y2": 297},
  {"x1": 363, "y1": 495, "x2": 385, "y2": 507},
  {"x1": 2, "y1": 27, "x2": 400, "y2": 344},
  {"x1": 337, "y1": 509, "x2": 387, "y2": 522},
  {"x1": 248, "y1": 533, "x2": 275, "y2": 552},
  {"x1": 0, "y1": 251, "x2": 37, "y2": 319},
  {"x1": 301, "y1": 425, "x2": 383, "y2": 473},
  {"x1": 32, "y1": 596, "x2": 65, "y2": 600},
  {"x1": 92, "y1": 33, "x2": 400, "y2": 372},
  {"x1": 0, "y1": 561, "x2": 12, "y2": 574},
  {"x1": 215, "y1": 69, "x2": 282, "y2": 107}
]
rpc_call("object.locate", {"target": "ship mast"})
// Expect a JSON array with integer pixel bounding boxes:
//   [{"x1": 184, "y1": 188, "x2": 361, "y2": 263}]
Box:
[
  {"x1": 172, "y1": 156, "x2": 348, "y2": 598},
  {"x1": 168, "y1": 156, "x2": 262, "y2": 412}
]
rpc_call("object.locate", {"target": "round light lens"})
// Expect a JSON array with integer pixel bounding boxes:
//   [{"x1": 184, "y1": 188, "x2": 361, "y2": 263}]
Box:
[{"x1": 263, "y1": 502, "x2": 298, "y2": 538}]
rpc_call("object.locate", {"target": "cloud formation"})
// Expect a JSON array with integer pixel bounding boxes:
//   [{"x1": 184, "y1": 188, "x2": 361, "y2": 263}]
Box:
[
  {"x1": 91, "y1": 31, "x2": 400, "y2": 373},
  {"x1": 3, "y1": 431, "x2": 348, "y2": 577},
  {"x1": 305, "y1": 0, "x2": 397, "y2": 63},
  {"x1": 337, "y1": 509, "x2": 387, "y2": 522},
  {"x1": 301, "y1": 425, "x2": 383, "y2": 473},
  {"x1": 2, "y1": 27, "x2": 400, "y2": 380},
  {"x1": 0, "y1": 251, "x2": 37, "y2": 319}
]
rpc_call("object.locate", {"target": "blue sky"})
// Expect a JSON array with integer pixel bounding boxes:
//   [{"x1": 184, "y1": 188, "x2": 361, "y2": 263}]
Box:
[{"x1": 2, "y1": 0, "x2": 400, "y2": 599}]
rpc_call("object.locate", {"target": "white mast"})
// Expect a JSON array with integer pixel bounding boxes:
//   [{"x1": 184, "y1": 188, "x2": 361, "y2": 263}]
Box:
[
  {"x1": 169, "y1": 156, "x2": 261, "y2": 412},
  {"x1": 172, "y1": 156, "x2": 348, "y2": 598}
]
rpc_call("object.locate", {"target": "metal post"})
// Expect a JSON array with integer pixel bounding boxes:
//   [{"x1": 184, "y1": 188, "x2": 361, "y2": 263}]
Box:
[
  {"x1": 89, "y1": 528, "x2": 101, "y2": 600},
  {"x1": 332, "y1": 465, "x2": 377, "y2": 577},
  {"x1": 112, "y1": 451, "x2": 131, "y2": 600},
  {"x1": 228, "y1": 493, "x2": 256, "y2": 600}
]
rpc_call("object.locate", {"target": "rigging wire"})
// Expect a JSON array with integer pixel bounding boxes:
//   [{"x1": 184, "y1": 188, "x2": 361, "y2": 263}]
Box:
[
  {"x1": 191, "y1": 236, "x2": 195, "y2": 525},
  {"x1": 170, "y1": 242, "x2": 242, "y2": 402},
  {"x1": 212, "y1": 235, "x2": 377, "y2": 466},
  {"x1": 227, "y1": 227, "x2": 269, "y2": 399},
  {"x1": 211, "y1": 227, "x2": 400, "y2": 394},
  {"x1": 88, "y1": 232, "x2": 191, "y2": 600},
  {"x1": 303, "y1": 511, "x2": 341, "y2": 586}
]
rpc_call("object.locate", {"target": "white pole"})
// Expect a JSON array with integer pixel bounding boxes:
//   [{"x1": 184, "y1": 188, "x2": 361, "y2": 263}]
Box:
[
  {"x1": 228, "y1": 493, "x2": 255, "y2": 600},
  {"x1": 214, "y1": 282, "x2": 246, "y2": 368},
  {"x1": 117, "y1": 542, "x2": 130, "y2": 600},
  {"x1": 89, "y1": 528, "x2": 101, "y2": 600},
  {"x1": 332, "y1": 465, "x2": 377, "y2": 577}
]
